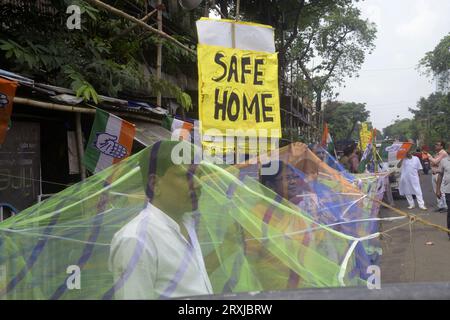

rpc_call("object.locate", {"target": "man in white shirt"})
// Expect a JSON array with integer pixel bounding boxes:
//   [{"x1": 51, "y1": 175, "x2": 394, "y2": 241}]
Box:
[
  {"x1": 397, "y1": 150, "x2": 427, "y2": 210},
  {"x1": 427, "y1": 141, "x2": 448, "y2": 212},
  {"x1": 108, "y1": 141, "x2": 213, "y2": 299}
]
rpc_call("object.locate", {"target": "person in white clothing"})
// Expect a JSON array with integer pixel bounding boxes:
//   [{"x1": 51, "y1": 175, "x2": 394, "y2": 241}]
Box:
[
  {"x1": 397, "y1": 150, "x2": 427, "y2": 210},
  {"x1": 108, "y1": 141, "x2": 213, "y2": 300}
]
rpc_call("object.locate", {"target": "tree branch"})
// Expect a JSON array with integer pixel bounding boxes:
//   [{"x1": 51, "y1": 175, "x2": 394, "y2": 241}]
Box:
[
  {"x1": 113, "y1": 8, "x2": 157, "y2": 41},
  {"x1": 279, "y1": 0, "x2": 306, "y2": 54},
  {"x1": 320, "y1": 50, "x2": 344, "y2": 87},
  {"x1": 85, "y1": 0, "x2": 195, "y2": 56},
  {"x1": 298, "y1": 61, "x2": 318, "y2": 93},
  {"x1": 317, "y1": 29, "x2": 351, "y2": 86},
  {"x1": 298, "y1": 29, "x2": 315, "y2": 62}
]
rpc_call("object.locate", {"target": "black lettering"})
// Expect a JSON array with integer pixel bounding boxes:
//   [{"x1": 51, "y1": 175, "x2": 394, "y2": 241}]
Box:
[
  {"x1": 254, "y1": 59, "x2": 264, "y2": 85},
  {"x1": 214, "y1": 88, "x2": 227, "y2": 120},
  {"x1": 261, "y1": 94, "x2": 274, "y2": 122},
  {"x1": 227, "y1": 55, "x2": 239, "y2": 83},
  {"x1": 227, "y1": 92, "x2": 240, "y2": 121},
  {"x1": 212, "y1": 52, "x2": 227, "y2": 82},
  {"x1": 243, "y1": 93, "x2": 261, "y2": 122},
  {"x1": 241, "y1": 57, "x2": 251, "y2": 84}
]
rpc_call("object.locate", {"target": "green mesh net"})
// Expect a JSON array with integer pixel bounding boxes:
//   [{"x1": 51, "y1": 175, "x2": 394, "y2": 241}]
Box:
[{"x1": 0, "y1": 141, "x2": 385, "y2": 299}]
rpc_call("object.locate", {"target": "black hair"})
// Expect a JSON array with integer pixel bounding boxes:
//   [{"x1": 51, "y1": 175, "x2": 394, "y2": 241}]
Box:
[
  {"x1": 437, "y1": 141, "x2": 446, "y2": 149},
  {"x1": 343, "y1": 144, "x2": 356, "y2": 157},
  {"x1": 260, "y1": 160, "x2": 285, "y2": 187}
]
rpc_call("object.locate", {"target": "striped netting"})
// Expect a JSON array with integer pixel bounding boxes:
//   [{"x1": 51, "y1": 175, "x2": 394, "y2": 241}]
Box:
[{"x1": 0, "y1": 141, "x2": 387, "y2": 299}]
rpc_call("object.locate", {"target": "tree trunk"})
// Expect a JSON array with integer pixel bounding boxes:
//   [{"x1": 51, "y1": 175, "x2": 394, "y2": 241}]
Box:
[
  {"x1": 346, "y1": 120, "x2": 358, "y2": 140},
  {"x1": 315, "y1": 91, "x2": 322, "y2": 112}
]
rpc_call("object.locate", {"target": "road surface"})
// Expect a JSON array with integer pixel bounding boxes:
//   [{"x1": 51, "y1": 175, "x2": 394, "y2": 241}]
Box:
[{"x1": 379, "y1": 172, "x2": 450, "y2": 283}]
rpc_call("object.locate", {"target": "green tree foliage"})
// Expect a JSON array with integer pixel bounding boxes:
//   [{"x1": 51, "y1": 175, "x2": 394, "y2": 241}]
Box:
[
  {"x1": 382, "y1": 119, "x2": 415, "y2": 141},
  {"x1": 213, "y1": 1, "x2": 377, "y2": 113},
  {"x1": 324, "y1": 101, "x2": 370, "y2": 141},
  {"x1": 0, "y1": 0, "x2": 194, "y2": 110},
  {"x1": 409, "y1": 92, "x2": 450, "y2": 145},
  {"x1": 381, "y1": 92, "x2": 449, "y2": 146},
  {"x1": 419, "y1": 33, "x2": 450, "y2": 91},
  {"x1": 383, "y1": 34, "x2": 450, "y2": 146},
  {"x1": 291, "y1": 4, "x2": 376, "y2": 112}
]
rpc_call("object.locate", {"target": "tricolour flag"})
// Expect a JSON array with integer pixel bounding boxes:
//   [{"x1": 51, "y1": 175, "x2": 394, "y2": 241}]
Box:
[
  {"x1": 321, "y1": 122, "x2": 337, "y2": 158},
  {"x1": 0, "y1": 77, "x2": 18, "y2": 144},
  {"x1": 83, "y1": 109, "x2": 135, "y2": 173},
  {"x1": 381, "y1": 141, "x2": 413, "y2": 162},
  {"x1": 162, "y1": 115, "x2": 193, "y2": 141}
]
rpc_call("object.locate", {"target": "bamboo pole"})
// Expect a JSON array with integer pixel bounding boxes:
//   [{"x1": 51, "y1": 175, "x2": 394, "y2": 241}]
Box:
[
  {"x1": 75, "y1": 113, "x2": 87, "y2": 180},
  {"x1": 13, "y1": 97, "x2": 162, "y2": 124},
  {"x1": 156, "y1": 0, "x2": 163, "y2": 108},
  {"x1": 203, "y1": 0, "x2": 209, "y2": 17},
  {"x1": 85, "y1": 0, "x2": 195, "y2": 55},
  {"x1": 13, "y1": 97, "x2": 96, "y2": 114}
]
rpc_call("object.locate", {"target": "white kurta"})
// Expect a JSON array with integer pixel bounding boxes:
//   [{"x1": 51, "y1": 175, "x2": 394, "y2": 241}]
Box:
[
  {"x1": 399, "y1": 156, "x2": 423, "y2": 196},
  {"x1": 109, "y1": 203, "x2": 213, "y2": 299}
]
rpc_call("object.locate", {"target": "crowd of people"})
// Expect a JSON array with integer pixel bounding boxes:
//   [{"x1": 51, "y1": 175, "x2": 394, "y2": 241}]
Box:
[
  {"x1": 396, "y1": 141, "x2": 449, "y2": 222},
  {"x1": 335, "y1": 139, "x2": 450, "y2": 239}
]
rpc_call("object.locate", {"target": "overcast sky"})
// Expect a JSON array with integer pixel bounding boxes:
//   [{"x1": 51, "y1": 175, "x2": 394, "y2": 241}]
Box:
[{"x1": 337, "y1": 0, "x2": 450, "y2": 131}]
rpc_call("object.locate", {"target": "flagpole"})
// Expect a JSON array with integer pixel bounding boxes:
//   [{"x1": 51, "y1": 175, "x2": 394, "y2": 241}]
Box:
[
  {"x1": 231, "y1": 1, "x2": 239, "y2": 164},
  {"x1": 156, "y1": 0, "x2": 163, "y2": 108},
  {"x1": 373, "y1": 129, "x2": 378, "y2": 173}
]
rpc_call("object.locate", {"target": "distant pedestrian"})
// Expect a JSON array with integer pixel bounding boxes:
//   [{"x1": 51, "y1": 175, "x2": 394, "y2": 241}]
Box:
[
  {"x1": 339, "y1": 144, "x2": 359, "y2": 173},
  {"x1": 427, "y1": 141, "x2": 448, "y2": 212},
  {"x1": 397, "y1": 150, "x2": 427, "y2": 210},
  {"x1": 435, "y1": 152, "x2": 450, "y2": 240}
]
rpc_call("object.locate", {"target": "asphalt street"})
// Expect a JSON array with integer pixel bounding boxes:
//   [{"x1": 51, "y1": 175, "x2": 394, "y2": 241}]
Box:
[{"x1": 379, "y1": 173, "x2": 450, "y2": 284}]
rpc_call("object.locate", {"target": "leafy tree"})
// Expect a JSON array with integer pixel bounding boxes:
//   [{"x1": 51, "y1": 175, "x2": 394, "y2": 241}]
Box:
[
  {"x1": 324, "y1": 101, "x2": 370, "y2": 141},
  {"x1": 291, "y1": 4, "x2": 376, "y2": 111},
  {"x1": 382, "y1": 118, "x2": 415, "y2": 141},
  {"x1": 409, "y1": 92, "x2": 450, "y2": 145},
  {"x1": 382, "y1": 34, "x2": 450, "y2": 147},
  {"x1": 419, "y1": 33, "x2": 450, "y2": 92},
  {"x1": 0, "y1": 0, "x2": 194, "y2": 109},
  {"x1": 381, "y1": 92, "x2": 449, "y2": 146}
]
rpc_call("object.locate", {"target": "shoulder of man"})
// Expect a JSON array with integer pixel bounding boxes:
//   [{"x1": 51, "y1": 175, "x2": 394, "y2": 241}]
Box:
[
  {"x1": 443, "y1": 156, "x2": 450, "y2": 166},
  {"x1": 438, "y1": 157, "x2": 450, "y2": 171}
]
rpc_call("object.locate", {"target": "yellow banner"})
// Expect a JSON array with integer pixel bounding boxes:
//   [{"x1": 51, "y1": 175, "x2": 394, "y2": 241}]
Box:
[
  {"x1": 198, "y1": 44, "x2": 281, "y2": 138},
  {"x1": 359, "y1": 122, "x2": 372, "y2": 151}
]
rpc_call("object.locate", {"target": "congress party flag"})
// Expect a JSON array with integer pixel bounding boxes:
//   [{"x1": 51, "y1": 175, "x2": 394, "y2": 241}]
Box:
[
  {"x1": 0, "y1": 77, "x2": 18, "y2": 144},
  {"x1": 83, "y1": 109, "x2": 135, "y2": 173},
  {"x1": 381, "y1": 141, "x2": 413, "y2": 162}
]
